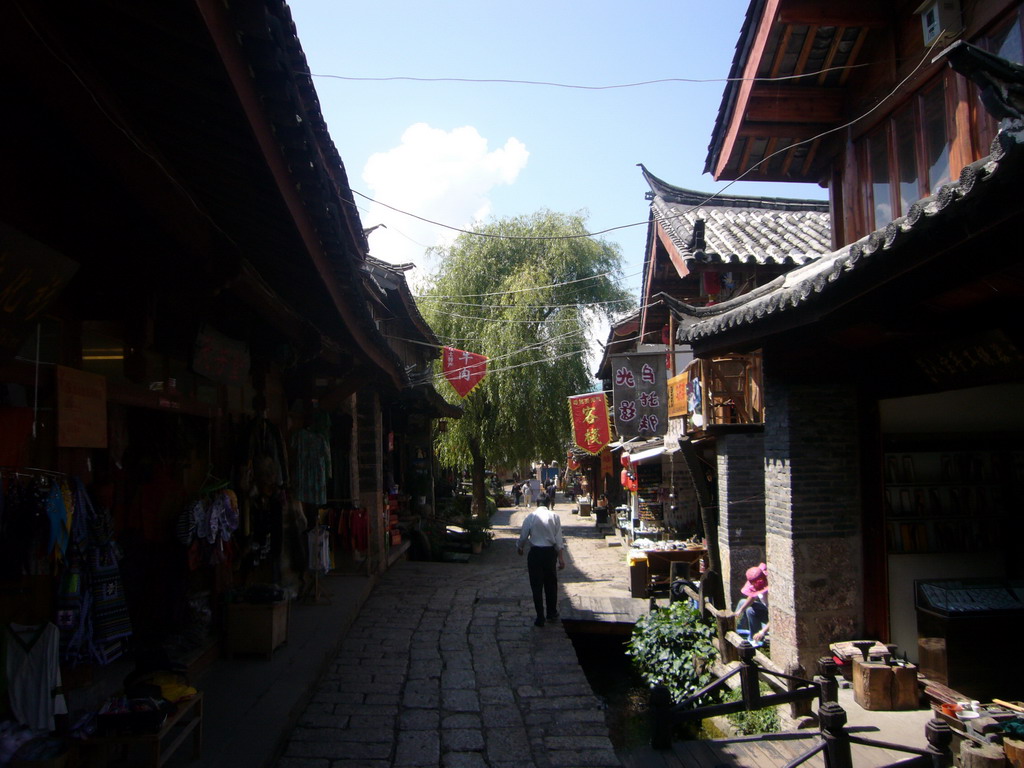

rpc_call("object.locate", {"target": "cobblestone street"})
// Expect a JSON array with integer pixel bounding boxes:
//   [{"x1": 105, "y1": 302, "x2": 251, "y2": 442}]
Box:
[{"x1": 275, "y1": 498, "x2": 631, "y2": 767}]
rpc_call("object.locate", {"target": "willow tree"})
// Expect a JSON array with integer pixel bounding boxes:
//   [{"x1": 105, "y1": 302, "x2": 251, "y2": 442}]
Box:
[{"x1": 418, "y1": 210, "x2": 634, "y2": 515}]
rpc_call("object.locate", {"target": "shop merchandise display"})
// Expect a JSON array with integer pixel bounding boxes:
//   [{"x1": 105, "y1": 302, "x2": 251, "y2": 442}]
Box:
[
  {"x1": 176, "y1": 489, "x2": 240, "y2": 568},
  {"x1": 58, "y1": 478, "x2": 132, "y2": 667},
  {"x1": 630, "y1": 537, "x2": 702, "y2": 551}
]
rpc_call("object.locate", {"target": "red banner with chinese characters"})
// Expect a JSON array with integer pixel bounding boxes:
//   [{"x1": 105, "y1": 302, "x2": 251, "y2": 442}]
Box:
[
  {"x1": 568, "y1": 393, "x2": 612, "y2": 455},
  {"x1": 442, "y1": 346, "x2": 488, "y2": 398}
]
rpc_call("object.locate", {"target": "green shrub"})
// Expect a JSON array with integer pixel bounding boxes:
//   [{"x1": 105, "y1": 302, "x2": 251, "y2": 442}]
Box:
[
  {"x1": 723, "y1": 685, "x2": 780, "y2": 735},
  {"x1": 626, "y1": 602, "x2": 718, "y2": 703}
]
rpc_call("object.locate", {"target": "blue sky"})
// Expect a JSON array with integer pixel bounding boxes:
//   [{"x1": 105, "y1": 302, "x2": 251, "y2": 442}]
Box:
[{"x1": 288, "y1": 0, "x2": 827, "y2": 298}]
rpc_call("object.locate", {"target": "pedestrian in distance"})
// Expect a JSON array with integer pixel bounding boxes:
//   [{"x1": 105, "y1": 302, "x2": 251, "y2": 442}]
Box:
[
  {"x1": 513, "y1": 481, "x2": 523, "y2": 508},
  {"x1": 545, "y1": 479, "x2": 556, "y2": 509},
  {"x1": 528, "y1": 476, "x2": 541, "y2": 507},
  {"x1": 517, "y1": 500, "x2": 565, "y2": 626}
]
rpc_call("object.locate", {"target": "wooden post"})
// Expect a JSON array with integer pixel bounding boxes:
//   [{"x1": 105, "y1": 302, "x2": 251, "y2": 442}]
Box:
[
  {"x1": 819, "y1": 702, "x2": 854, "y2": 768},
  {"x1": 1004, "y1": 737, "x2": 1024, "y2": 767},
  {"x1": 960, "y1": 741, "x2": 1008, "y2": 768},
  {"x1": 924, "y1": 718, "x2": 954, "y2": 768},
  {"x1": 650, "y1": 685, "x2": 673, "y2": 750}
]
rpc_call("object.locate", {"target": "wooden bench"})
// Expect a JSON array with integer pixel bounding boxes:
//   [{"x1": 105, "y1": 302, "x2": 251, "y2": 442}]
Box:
[{"x1": 85, "y1": 692, "x2": 202, "y2": 767}]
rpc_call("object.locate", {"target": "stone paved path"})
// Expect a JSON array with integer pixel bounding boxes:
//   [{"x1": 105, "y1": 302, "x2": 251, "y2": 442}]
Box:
[{"x1": 275, "y1": 498, "x2": 628, "y2": 768}]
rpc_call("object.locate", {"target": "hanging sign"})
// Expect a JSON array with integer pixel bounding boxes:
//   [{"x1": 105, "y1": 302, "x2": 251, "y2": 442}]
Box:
[
  {"x1": 667, "y1": 371, "x2": 689, "y2": 418},
  {"x1": 611, "y1": 352, "x2": 668, "y2": 438},
  {"x1": 56, "y1": 365, "x2": 107, "y2": 448},
  {"x1": 193, "y1": 325, "x2": 250, "y2": 387},
  {"x1": 568, "y1": 392, "x2": 612, "y2": 455},
  {"x1": 442, "y1": 346, "x2": 488, "y2": 398},
  {"x1": 0, "y1": 224, "x2": 78, "y2": 360}
]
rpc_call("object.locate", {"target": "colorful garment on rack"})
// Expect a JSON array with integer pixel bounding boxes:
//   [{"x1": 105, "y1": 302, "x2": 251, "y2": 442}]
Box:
[{"x1": 58, "y1": 479, "x2": 132, "y2": 666}]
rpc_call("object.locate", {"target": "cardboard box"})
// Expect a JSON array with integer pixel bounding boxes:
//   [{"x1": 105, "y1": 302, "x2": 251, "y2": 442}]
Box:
[{"x1": 226, "y1": 601, "x2": 288, "y2": 658}]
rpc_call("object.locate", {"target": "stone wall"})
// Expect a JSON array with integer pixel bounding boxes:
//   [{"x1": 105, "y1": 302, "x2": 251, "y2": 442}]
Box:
[
  {"x1": 763, "y1": 369, "x2": 863, "y2": 676},
  {"x1": 716, "y1": 431, "x2": 766, "y2": 604}
]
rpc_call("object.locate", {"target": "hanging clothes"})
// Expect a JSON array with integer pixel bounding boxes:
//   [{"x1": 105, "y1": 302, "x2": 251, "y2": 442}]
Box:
[
  {"x1": 350, "y1": 508, "x2": 369, "y2": 552},
  {"x1": 306, "y1": 526, "x2": 331, "y2": 574},
  {"x1": 58, "y1": 479, "x2": 132, "y2": 667},
  {"x1": 3, "y1": 622, "x2": 68, "y2": 731},
  {"x1": 291, "y1": 427, "x2": 331, "y2": 507}
]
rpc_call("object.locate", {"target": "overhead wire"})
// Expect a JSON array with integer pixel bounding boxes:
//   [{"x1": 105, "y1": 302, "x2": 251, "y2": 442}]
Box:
[
  {"x1": 339, "y1": 40, "x2": 949, "y2": 250},
  {"x1": 308, "y1": 62, "x2": 870, "y2": 90}
]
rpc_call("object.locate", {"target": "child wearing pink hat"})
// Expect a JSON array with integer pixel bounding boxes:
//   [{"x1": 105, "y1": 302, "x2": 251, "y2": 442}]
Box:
[{"x1": 734, "y1": 563, "x2": 769, "y2": 644}]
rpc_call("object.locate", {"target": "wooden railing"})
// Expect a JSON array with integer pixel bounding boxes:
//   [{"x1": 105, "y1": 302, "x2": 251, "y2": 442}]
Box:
[{"x1": 652, "y1": 580, "x2": 955, "y2": 766}]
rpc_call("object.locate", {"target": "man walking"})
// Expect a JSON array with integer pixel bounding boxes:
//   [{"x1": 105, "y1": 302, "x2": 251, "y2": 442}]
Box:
[{"x1": 517, "y1": 500, "x2": 565, "y2": 626}]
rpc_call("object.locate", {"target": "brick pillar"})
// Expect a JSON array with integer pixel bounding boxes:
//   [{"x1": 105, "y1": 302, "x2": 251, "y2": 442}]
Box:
[
  {"x1": 356, "y1": 389, "x2": 384, "y2": 574},
  {"x1": 763, "y1": 370, "x2": 862, "y2": 676},
  {"x1": 717, "y1": 431, "x2": 766, "y2": 605}
]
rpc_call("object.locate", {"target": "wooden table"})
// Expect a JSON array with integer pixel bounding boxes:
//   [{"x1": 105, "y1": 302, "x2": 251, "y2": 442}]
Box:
[{"x1": 85, "y1": 692, "x2": 202, "y2": 768}]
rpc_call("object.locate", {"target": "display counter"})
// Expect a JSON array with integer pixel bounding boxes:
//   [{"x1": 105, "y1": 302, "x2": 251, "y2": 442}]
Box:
[
  {"x1": 628, "y1": 545, "x2": 706, "y2": 598},
  {"x1": 916, "y1": 577, "x2": 1024, "y2": 700}
]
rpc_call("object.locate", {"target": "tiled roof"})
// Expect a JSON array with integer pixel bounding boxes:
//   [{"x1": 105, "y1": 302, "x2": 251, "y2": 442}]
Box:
[
  {"x1": 675, "y1": 120, "x2": 1024, "y2": 348},
  {"x1": 641, "y1": 165, "x2": 831, "y2": 270}
]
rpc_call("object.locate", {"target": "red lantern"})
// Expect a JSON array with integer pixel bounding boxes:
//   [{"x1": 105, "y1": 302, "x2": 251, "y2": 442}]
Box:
[
  {"x1": 620, "y1": 468, "x2": 629, "y2": 486},
  {"x1": 620, "y1": 453, "x2": 630, "y2": 468},
  {"x1": 629, "y1": 474, "x2": 638, "y2": 492},
  {"x1": 567, "y1": 457, "x2": 580, "y2": 471}
]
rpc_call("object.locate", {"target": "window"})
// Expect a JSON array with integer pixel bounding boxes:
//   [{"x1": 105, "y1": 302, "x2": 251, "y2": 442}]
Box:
[
  {"x1": 861, "y1": 73, "x2": 953, "y2": 230},
  {"x1": 867, "y1": 130, "x2": 892, "y2": 227}
]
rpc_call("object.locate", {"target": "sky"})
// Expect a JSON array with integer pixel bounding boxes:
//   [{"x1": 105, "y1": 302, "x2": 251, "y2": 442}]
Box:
[{"x1": 287, "y1": 0, "x2": 828, "y2": 301}]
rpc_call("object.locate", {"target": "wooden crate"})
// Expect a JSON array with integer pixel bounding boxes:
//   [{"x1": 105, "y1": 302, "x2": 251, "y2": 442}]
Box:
[
  {"x1": 853, "y1": 658, "x2": 919, "y2": 710},
  {"x1": 226, "y1": 601, "x2": 288, "y2": 659}
]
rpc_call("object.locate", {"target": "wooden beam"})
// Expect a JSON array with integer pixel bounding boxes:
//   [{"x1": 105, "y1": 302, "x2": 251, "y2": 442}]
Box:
[
  {"x1": 737, "y1": 122, "x2": 830, "y2": 138},
  {"x1": 777, "y1": 0, "x2": 886, "y2": 28},
  {"x1": 195, "y1": 0, "x2": 406, "y2": 390},
  {"x1": 714, "y1": 0, "x2": 782, "y2": 181},
  {"x1": 746, "y1": 84, "x2": 845, "y2": 123}
]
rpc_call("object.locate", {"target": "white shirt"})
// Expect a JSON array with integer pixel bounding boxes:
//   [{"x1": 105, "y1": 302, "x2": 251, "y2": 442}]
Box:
[{"x1": 518, "y1": 506, "x2": 563, "y2": 551}]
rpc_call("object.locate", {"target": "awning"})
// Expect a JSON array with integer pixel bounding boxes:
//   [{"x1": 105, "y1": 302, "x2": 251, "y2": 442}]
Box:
[{"x1": 628, "y1": 445, "x2": 666, "y2": 464}]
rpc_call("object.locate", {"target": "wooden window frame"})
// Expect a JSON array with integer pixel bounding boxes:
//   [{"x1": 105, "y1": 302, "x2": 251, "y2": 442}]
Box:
[{"x1": 859, "y1": 70, "x2": 957, "y2": 232}]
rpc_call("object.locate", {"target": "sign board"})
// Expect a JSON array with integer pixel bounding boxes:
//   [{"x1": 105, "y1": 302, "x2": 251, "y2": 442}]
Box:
[
  {"x1": 193, "y1": 325, "x2": 250, "y2": 387},
  {"x1": 567, "y1": 392, "x2": 612, "y2": 455},
  {"x1": 442, "y1": 346, "x2": 488, "y2": 398},
  {"x1": 667, "y1": 371, "x2": 688, "y2": 418},
  {"x1": 611, "y1": 352, "x2": 668, "y2": 438},
  {"x1": 0, "y1": 224, "x2": 78, "y2": 359},
  {"x1": 56, "y1": 366, "x2": 107, "y2": 448}
]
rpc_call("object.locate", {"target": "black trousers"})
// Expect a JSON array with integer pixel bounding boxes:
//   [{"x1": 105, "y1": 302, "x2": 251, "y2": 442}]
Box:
[{"x1": 527, "y1": 546, "x2": 558, "y2": 619}]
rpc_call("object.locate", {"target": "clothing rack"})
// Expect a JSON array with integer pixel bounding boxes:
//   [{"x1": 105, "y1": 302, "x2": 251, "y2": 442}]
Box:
[{"x1": 1, "y1": 466, "x2": 66, "y2": 477}]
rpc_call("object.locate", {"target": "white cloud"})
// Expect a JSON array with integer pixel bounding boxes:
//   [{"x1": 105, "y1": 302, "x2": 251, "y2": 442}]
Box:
[{"x1": 359, "y1": 123, "x2": 528, "y2": 279}]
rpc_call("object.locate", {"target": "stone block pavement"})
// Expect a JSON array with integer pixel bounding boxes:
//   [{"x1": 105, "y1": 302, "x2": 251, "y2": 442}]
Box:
[{"x1": 274, "y1": 496, "x2": 629, "y2": 768}]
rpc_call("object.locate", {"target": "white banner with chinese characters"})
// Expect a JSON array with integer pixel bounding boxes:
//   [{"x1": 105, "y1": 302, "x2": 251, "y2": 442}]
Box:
[{"x1": 610, "y1": 352, "x2": 668, "y2": 438}]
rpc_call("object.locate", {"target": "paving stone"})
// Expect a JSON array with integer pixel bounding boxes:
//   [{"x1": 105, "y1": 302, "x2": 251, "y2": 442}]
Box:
[
  {"x1": 399, "y1": 708, "x2": 440, "y2": 730},
  {"x1": 484, "y1": 727, "x2": 531, "y2": 761},
  {"x1": 479, "y1": 686, "x2": 515, "y2": 705},
  {"x1": 547, "y1": 748, "x2": 622, "y2": 767},
  {"x1": 441, "y1": 752, "x2": 489, "y2": 768},
  {"x1": 394, "y1": 730, "x2": 440, "y2": 766},
  {"x1": 442, "y1": 688, "x2": 481, "y2": 712},
  {"x1": 275, "y1": 758, "x2": 330, "y2": 768},
  {"x1": 442, "y1": 727, "x2": 485, "y2": 751},
  {"x1": 281, "y1": 739, "x2": 391, "y2": 760},
  {"x1": 441, "y1": 667, "x2": 477, "y2": 689},
  {"x1": 442, "y1": 712, "x2": 482, "y2": 729}
]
